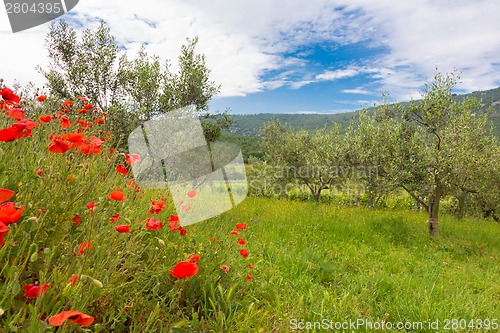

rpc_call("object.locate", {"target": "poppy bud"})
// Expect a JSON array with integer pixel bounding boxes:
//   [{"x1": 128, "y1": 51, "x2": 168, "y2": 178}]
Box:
[{"x1": 30, "y1": 251, "x2": 39, "y2": 262}]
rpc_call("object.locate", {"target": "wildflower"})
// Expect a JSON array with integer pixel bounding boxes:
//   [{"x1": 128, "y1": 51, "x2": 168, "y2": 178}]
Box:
[
  {"x1": 246, "y1": 274, "x2": 253, "y2": 281},
  {"x1": 60, "y1": 115, "x2": 72, "y2": 128},
  {"x1": 169, "y1": 262, "x2": 199, "y2": 279},
  {"x1": 61, "y1": 100, "x2": 73, "y2": 108},
  {"x1": 48, "y1": 310, "x2": 94, "y2": 327},
  {"x1": 149, "y1": 199, "x2": 165, "y2": 214},
  {"x1": 94, "y1": 118, "x2": 105, "y2": 124},
  {"x1": 209, "y1": 237, "x2": 216, "y2": 242},
  {"x1": 108, "y1": 190, "x2": 127, "y2": 201},
  {"x1": 237, "y1": 238, "x2": 246, "y2": 245},
  {"x1": 48, "y1": 139, "x2": 71, "y2": 154},
  {"x1": 0, "y1": 127, "x2": 18, "y2": 142},
  {"x1": 75, "y1": 241, "x2": 92, "y2": 255},
  {"x1": 0, "y1": 222, "x2": 8, "y2": 246},
  {"x1": 38, "y1": 115, "x2": 51, "y2": 123},
  {"x1": 187, "y1": 190, "x2": 197, "y2": 198},
  {"x1": 0, "y1": 188, "x2": 15, "y2": 203},
  {"x1": 22, "y1": 284, "x2": 49, "y2": 298},
  {"x1": 86, "y1": 202, "x2": 95, "y2": 214},
  {"x1": 35, "y1": 168, "x2": 44, "y2": 175},
  {"x1": 248, "y1": 264, "x2": 254, "y2": 269},
  {"x1": 145, "y1": 218, "x2": 162, "y2": 231},
  {"x1": 115, "y1": 225, "x2": 130, "y2": 233},
  {"x1": 240, "y1": 249, "x2": 249, "y2": 258},
  {"x1": 72, "y1": 215, "x2": 81, "y2": 226},
  {"x1": 236, "y1": 223, "x2": 246, "y2": 230},
  {"x1": 126, "y1": 179, "x2": 136, "y2": 189},
  {"x1": 220, "y1": 265, "x2": 230, "y2": 273},
  {"x1": 0, "y1": 87, "x2": 20, "y2": 103},
  {"x1": 110, "y1": 213, "x2": 120, "y2": 223},
  {"x1": 4, "y1": 108, "x2": 25, "y2": 120},
  {"x1": 36, "y1": 95, "x2": 47, "y2": 102},
  {"x1": 77, "y1": 96, "x2": 88, "y2": 103},
  {"x1": 179, "y1": 227, "x2": 187, "y2": 236},
  {"x1": 116, "y1": 164, "x2": 128, "y2": 176},
  {"x1": 125, "y1": 153, "x2": 141, "y2": 165},
  {"x1": 229, "y1": 230, "x2": 240, "y2": 236},
  {"x1": 68, "y1": 274, "x2": 78, "y2": 286},
  {"x1": 0, "y1": 202, "x2": 24, "y2": 224}
]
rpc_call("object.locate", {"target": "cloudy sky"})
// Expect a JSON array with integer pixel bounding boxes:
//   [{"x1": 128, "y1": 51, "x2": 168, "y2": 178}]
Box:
[{"x1": 1, "y1": 0, "x2": 500, "y2": 114}]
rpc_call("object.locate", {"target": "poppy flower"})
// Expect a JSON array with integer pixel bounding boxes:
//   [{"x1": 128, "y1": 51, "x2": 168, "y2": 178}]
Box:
[
  {"x1": 68, "y1": 274, "x2": 78, "y2": 286},
  {"x1": 246, "y1": 274, "x2": 253, "y2": 281},
  {"x1": 145, "y1": 218, "x2": 162, "y2": 231},
  {"x1": 11, "y1": 119, "x2": 38, "y2": 139},
  {"x1": 237, "y1": 238, "x2": 246, "y2": 245},
  {"x1": 61, "y1": 100, "x2": 73, "y2": 108},
  {"x1": 75, "y1": 241, "x2": 92, "y2": 255},
  {"x1": 0, "y1": 87, "x2": 20, "y2": 103},
  {"x1": 209, "y1": 237, "x2": 216, "y2": 242},
  {"x1": 86, "y1": 202, "x2": 95, "y2": 214},
  {"x1": 35, "y1": 168, "x2": 44, "y2": 175},
  {"x1": 125, "y1": 153, "x2": 141, "y2": 165},
  {"x1": 77, "y1": 96, "x2": 88, "y2": 103},
  {"x1": 110, "y1": 213, "x2": 120, "y2": 223},
  {"x1": 126, "y1": 179, "x2": 136, "y2": 189},
  {"x1": 115, "y1": 225, "x2": 130, "y2": 233},
  {"x1": 149, "y1": 200, "x2": 165, "y2": 214},
  {"x1": 179, "y1": 227, "x2": 187, "y2": 236},
  {"x1": 94, "y1": 118, "x2": 105, "y2": 124},
  {"x1": 116, "y1": 164, "x2": 128, "y2": 176},
  {"x1": 248, "y1": 264, "x2": 254, "y2": 269},
  {"x1": 220, "y1": 265, "x2": 230, "y2": 273},
  {"x1": 48, "y1": 139, "x2": 71, "y2": 154},
  {"x1": 0, "y1": 202, "x2": 24, "y2": 224},
  {"x1": 38, "y1": 115, "x2": 51, "y2": 123},
  {"x1": 168, "y1": 215, "x2": 179, "y2": 223},
  {"x1": 67, "y1": 175, "x2": 76, "y2": 182},
  {"x1": 0, "y1": 221, "x2": 9, "y2": 246},
  {"x1": 4, "y1": 108, "x2": 25, "y2": 120},
  {"x1": 187, "y1": 254, "x2": 200, "y2": 263},
  {"x1": 108, "y1": 190, "x2": 127, "y2": 201},
  {"x1": 169, "y1": 261, "x2": 199, "y2": 279},
  {"x1": 61, "y1": 132, "x2": 85, "y2": 143},
  {"x1": 48, "y1": 310, "x2": 94, "y2": 327},
  {"x1": 36, "y1": 95, "x2": 47, "y2": 102},
  {"x1": 60, "y1": 115, "x2": 73, "y2": 128},
  {"x1": 0, "y1": 188, "x2": 15, "y2": 203},
  {"x1": 187, "y1": 190, "x2": 197, "y2": 198},
  {"x1": 239, "y1": 249, "x2": 249, "y2": 258},
  {"x1": 0, "y1": 127, "x2": 18, "y2": 142},
  {"x1": 236, "y1": 223, "x2": 246, "y2": 230},
  {"x1": 229, "y1": 230, "x2": 240, "y2": 236},
  {"x1": 83, "y1": 103, "x2": 93, "y2": 110},
  {"x1": 22, "y1": 283, "x2": 49, "y2": 298},
  {"x1": 72, "y1": 215, "x2": 81, "y2": 226}
]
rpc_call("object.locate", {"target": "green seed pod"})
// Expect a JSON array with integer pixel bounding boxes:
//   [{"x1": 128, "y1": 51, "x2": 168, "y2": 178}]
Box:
[{"x1": 30, "y1": 251, "x2": 39, "y2": 262}]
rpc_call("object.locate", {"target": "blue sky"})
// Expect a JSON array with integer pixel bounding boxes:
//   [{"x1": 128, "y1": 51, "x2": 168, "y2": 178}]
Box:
[{"x1": 1, "y1": 0, "x2": 500, "y2": 114}]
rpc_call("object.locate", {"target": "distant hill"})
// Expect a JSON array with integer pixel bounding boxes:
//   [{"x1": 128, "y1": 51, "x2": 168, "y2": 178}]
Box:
[{"x1": 226, "y1": 86, "x2": 500, "y2": 139}]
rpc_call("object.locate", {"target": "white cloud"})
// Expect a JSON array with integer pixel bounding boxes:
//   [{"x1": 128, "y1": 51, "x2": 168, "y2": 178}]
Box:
[
  {"x1": 342, "y1": 88, "x2": 372, "y2": 95},
  {"x1": 316, "y1": 68, "x2": 360, "y2": 81}
]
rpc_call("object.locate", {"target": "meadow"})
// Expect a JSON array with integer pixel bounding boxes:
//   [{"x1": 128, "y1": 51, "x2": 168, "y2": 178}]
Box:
[{"x1": 0, "y1": 90, "x2": 499, "y2": 332}]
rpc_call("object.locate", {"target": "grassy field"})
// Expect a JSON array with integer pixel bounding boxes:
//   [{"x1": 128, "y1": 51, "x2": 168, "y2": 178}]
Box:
[{"x1": 1, "y1": 93, "x2": 499, "y2": 332}]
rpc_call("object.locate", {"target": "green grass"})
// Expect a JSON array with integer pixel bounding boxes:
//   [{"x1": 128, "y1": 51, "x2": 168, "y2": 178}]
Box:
[{"x1": 1, "y1": 94, "x2": 499, "y2": 332}]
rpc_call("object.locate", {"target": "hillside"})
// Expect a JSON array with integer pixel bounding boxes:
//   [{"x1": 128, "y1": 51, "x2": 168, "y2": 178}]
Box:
[{"x1": 226, "y1": 86, "x2": 500, "y2": 138}]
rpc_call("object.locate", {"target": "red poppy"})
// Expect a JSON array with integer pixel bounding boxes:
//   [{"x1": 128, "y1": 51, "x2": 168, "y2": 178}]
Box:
[
  {"x1": 115, "y1": 225, "x2": 130, "y2": 233},
  {"x1": 149, "y1": 200, "x2": 165, "y2": 214},
  {"x1": 36, "y1": 95, "x2": 47, "y2": 102},
  {"x1": 67, "y1": 175, "x2": 76, "y2": 182},
  {"x1": 179, "y1": 227, "x2": 187, "y2": 236},
  {"x1": 108, "y1": 190, "x2": 127, "y2": 201},
  {"x1": 75, "y1": 241, "x2": 92, "y2": 255},
  {"x1": 48, "y1": 139, "x2": 71, "y2": 154},
  {"x1": 145, "y1": 218, "x2": 162, "y2": 231},
  {"x1": 68, "y1": 274, "x2": 78, "y2": 286},
  {"x1": 83, "y1": 103, "x2": 93, "y2": 110},
  {"x1": 187, "y1": 254, "x2": 200, "y2": 263},
  {"x1": 11, "y1": 119, "x2": 38, "y2": 139},
  {"x1": 60, "y1": 115, "x2": 73, "y2": 128},
  {"x1": 61, "y1": 100, "x2": 73, "y2": 108},
  {"x1": 38, "y1": 115, "x2": 51, "y2": 123},
  {"x1": 0, "y1": 202, "x2": 24, "y2": 224},
  {"x1": 220, "y1": 265, "x2": 230, "y2": 273},
  {"x1": 110, "y1": 213, "x2": 120, "y2": 223},
  {"x1": 72, "y1": 215, "x2": 81, "y2": 226},
  {"x1": 86, "y1": 202, "x2": 95, "y2": 214},
  {"x1": 0, "y1": 188, "x2": 15, "y2": 203},
  {"x1": 61, "y1": 132, "x2": 85, "y2": 143},
  {"x1": 248, "y1": 264, "x2": 254, "y2": 269},
  {"x1": 48, "y1": 310, "x2": 94, "y2": 327},
  {"x1": 209, "y1": 237, "x2": 216, "y2": 242},
  {"x1": 236, "y1": 223, "x2": 247, "y2": 230},
  {"x1": 77, "y1": 96, "x2": 88, "y2": 103},
  {"x1": 34, "y1": 168, "x2": 44, "y2": 175},
  {"x1": 169, "y1": 261, "x2": 199, "y2": 279},
  {"x1": 229, "y1": 230, "x2": 240, "y2": 236},
  {"x1": 94, "y1": 118, "x2": 105, "y2": 124},
  {"x1": 0, "y1": 221, "x2": 9, "y2": 246},
  {"x1": 116, "y1": 164, "x2": 128, "y2": 176},
  {"x1": 0, "y1": 127, "x2": 18, "y2": 142},
  {"x1": 187, "y1": 190, "x2": 197, "y2": 198},
  {"x1": 22, "y1": 283, "x2": 49, "y2": 298},
  {"x1": 239, "y1": 249, "x2": 249, "y2": 258},
  {"x1": 126, "y1": 179, "x2": 136, "y2": 189},
  {"x1": 237, "y1": 238, "x2": 246, "y2": 245},
  {"x1": 168, "y1": 215, "x2": 179, "y2": 223},
  {"x1": 246, "y1": 274, "x2": 253, "y2": 281},
  {"x1": 0, "y1": 87, "x2": 20, "y2": 103},
  {"x1": 125, "y1": 153, "x2": 141, "y2": 165},
  {"x1": 4, "y1": 108, "x2": 25, "y2": 120}
]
